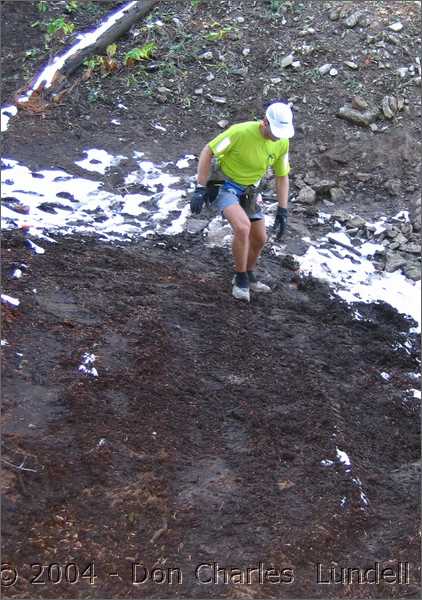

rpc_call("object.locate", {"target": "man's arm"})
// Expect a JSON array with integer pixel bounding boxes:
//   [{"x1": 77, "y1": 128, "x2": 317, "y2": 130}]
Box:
[
  {"x1": 197, "y1": 144, "x2": 213, "y2": 186},
  {"x1": 275, "y1": 175, "x2": 289, "y2": 208}
]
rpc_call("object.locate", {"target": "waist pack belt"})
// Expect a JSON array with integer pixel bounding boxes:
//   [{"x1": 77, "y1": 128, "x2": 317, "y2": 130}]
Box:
[{"x1": 223, "y1": 181, "x2": 260, "y2": 215}]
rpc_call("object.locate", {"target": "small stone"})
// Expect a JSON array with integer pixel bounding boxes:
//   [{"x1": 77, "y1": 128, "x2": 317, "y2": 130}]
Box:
[
  {"x1": 194, "y1": 87, "x2": 203, "y2": 95},
  {"x1": 313, "y1": 179, "x2": 337, "y2": 193},
  {"x1": 344, "y1": 11, "x2": 362, "y2": 28},
  {"x1": 344, "y1": 61, "x2": 358, "y2": 70},
  {"x1": 271, "y1": 77, "x2": 282, "y2": 84},
  {"x1": 206, "y1": 73, "x2": 215, "y2": 82},
  {"x1": 292, "y1": 61, "x2": 301, "y2": 69},
  {"x1": 217, "y1": 119, "x2": 229, "y2": 128},
  {"x1": 384, "y1": 179, "x2": 401, "y2": 196},
  {"x1": 297, "y1": 186, "x2": 317, "y2": 204},
  {"x1": 281, "y1": 54, "x2": 295, "y2": 68},
  {"x1": 385, "y1": 253, "x2": 407, "y2": 273},
  {"x1": 199, "y1": 51, "x2": 213, "y2": 61},
  {"x1": 186, "y1": 218, "x2": 209, "y2": 234},
  {"x1": 382, "y1": 96, "x2": 395, "y2": 119},
  {"x1": 330, "y1": 187, "x2": 346, "y2": 202},
  {"x1": 319, "y1": 63, "x2": 332, "y2": 75},
  {"x1": 403, "y1": 263, "x2": 421, "y2": 281},
  {"x1": 388, "y1": 22, "x2": 403, "y2": 32},
  {"x1": 369, "y1": 123, "x2": 379, "y2": 132},
  {"x1": 355, "y1": 172, "x2": 372, "y2": 182},
  {"x1": 347, "y1": 216, "x2": 367, "y2": 228},
  {"x1": 329, "y1": 7, "x2": 342, "y2": 21},
  {"x1": 236, "y1": 16, "x2": 245, "y2": 23},
  {"x1": 397, "y1": 67, "x2": 409, "y2": 78},
  {"x1": 401, "y1": 243, "x2": 422, "y2": 255},
  {"x1": 281, "y1": 255, "x2": 300, "y2": 270},
  {"x1": 329, "y1": 68, "x2": 338, "y2": 76},
  {"x1": 242, "y1": 48, "x2": 250, "y2": 56},
  {"x1": 206, "y1": 95, "x2": 227, "y2": 105},
  {"x1": 352, "y1": 95, "x2": 368, "y2": 111}
]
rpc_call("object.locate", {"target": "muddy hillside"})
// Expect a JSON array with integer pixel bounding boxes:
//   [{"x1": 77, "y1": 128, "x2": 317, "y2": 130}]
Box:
[{"x1": 1, "y1": 1, "x2": 421, "y2": 599}]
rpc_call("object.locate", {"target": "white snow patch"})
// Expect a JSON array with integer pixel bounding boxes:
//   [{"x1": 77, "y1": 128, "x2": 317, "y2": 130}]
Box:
[
  {"x1": 1, "y1": 105, "x2": 18, "y2": 132},
  {"x1": 79, "y1": 352, "x2": 98, "y2": 377},
  {"x1": 1, "y1": 294, "x2": 20, "y2": 307}
]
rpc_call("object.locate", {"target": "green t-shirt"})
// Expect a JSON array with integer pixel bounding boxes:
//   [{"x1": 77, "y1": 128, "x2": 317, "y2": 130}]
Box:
[{"x1": 208, "y1": 121, "x2": 290, "y2": 186}]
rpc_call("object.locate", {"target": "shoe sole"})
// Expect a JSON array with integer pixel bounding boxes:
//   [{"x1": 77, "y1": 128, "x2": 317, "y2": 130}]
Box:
[{"x1": 250, "y1": 283, "x2": 271, "y2": 293}]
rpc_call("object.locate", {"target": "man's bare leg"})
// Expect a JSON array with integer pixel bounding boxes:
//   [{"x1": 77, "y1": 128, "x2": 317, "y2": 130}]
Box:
[
  {"x1": 223, "y1": 204, "x2": 251, "y2": 272},
  {"x1": 247, "y1": 218, "x2": 267, "y2": 272}
]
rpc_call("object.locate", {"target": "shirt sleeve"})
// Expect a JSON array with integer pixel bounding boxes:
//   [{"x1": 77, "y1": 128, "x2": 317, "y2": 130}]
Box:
[
  {"x1": 208, "y1": 125, "x2": 240, "y2": 159},
  {"x1": 273, "y1": 140, "x2": 290, "y2": 177}
]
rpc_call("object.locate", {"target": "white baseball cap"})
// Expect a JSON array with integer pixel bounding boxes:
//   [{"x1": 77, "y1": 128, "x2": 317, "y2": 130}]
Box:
[{"x1": 265, "y1": 102, "x2": 294, "y2": 139}]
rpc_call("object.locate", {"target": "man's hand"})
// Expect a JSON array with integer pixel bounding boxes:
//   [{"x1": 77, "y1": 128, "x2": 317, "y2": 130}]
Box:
[
  {"x1": 190, "y1": 185, "x2": 208, "y2": 215},
  {"x1": 273, "y1": 206, "x2": 288, "y2": 239}
]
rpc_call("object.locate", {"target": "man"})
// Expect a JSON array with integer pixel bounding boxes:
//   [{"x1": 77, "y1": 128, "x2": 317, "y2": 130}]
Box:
[{"x1": 190, "y1": 102, "x2": 294, "y2": 302}]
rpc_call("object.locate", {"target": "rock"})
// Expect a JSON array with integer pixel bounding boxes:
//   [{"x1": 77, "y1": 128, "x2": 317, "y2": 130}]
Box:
[
  {"x1": 186, "y1": 218, "x2": 209, "y2": 234},
  {"x1": 312, "y1": 179, "x2": 337, "y2": 193},
  {"x1": 242, "y1": 48, "x2": 250, "y2": 56},
  {"x1": 384, "y1": 252, "x2": 407, "y2": 273},
  {"x1": 281, "y1": 255, "x2": 300, "y2": 270},
  {"x1": 344, "y1": 11, "x2": 362, "y2": 28},
  {"x1": 352, "y1": 95, "x2": 369, "y2": 111},
  {"x1": 199, "y1": 51, "x2": 213, "y2": 60},
  {"x1": 385, "y1": 226, "x2": 401, "y2": 239},
  {"x1": 384, "y1": 179, "x2": 401, "y2": 196},
  {"x1": 397, "y1": 67, "x2": 409, "y2": 78},
  {"x1": 329, "y1": 68, "x2": 338, "y2": 76},
  {"x1": 206, "y1": 73, "x2": 215, "y2": 82},
  {"x1": 400, "y1": 222, "x2": 413, "y2": 237},
  {"x1": 403, "y1": 263, "x2": 421, "y2": 281},
  {"x1": 329, "y1": 7, "x2": 342, "y2": 20},
  {"x1": 344, "y1": 61, "x2": 358, "y2": 70},
  {"x1": 394, "y1": 233, "x2": 410, "y2": 245},
  {"x1": 292, "y1": 61, "x2": 301, "y2": 69},
  {"x1": 194, "y1": 87, "x2": 203, "y2": 95},
  {"x1": 331, "y1": 209, "x2": 351, "y2": 222},
  {"x1": 388, "y1": 22, "x2": 403, "y2": 32},
  {"x1": 206, "y1": 95, "x2": 227, "y2": 105},
  {"x1": 347, "y1": 216, "x2": 366, "y2": 228},
  {"x1": 355, "y1": 172, "x2": 372, "y2": 182},
  {"x1": 294, "y1": 176, "x2": 307, "y2": 190},
  {"x1": 231, "y1": 66, "x2": 248, "y2": 77},
  {"x1": 382, "y1": 96, "x2": 395, "y2": 119},
  {"x1": 319, "y1": 63, "x2": 332, "y2": 75},
  {"x1": 410, "y1": 195, "x2": 421, "y2": 232},
  {"x1": 337, "y1": 105, "x2": 379, "y2": 127},
  {"x1": 369, "y1": 123, "x2": 379, "y2": 132},
  {"x1": 217, "y1": 119, "x2": 229, "y2": 129},
  {"x1": 297, "y1": 186, "x2": 316, "y2": 204},
  {"x1": 281, "y1": 54, "x2": 295, "y2": 68},
  {"x1": 271, "y1": 77, "x2": 282, "y2": 84},
  {"x1": 401, "y1": 243, "x2": 422, "y2": 255}
]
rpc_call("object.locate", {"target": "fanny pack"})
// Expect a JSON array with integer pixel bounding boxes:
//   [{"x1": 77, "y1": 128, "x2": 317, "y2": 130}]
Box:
[{"x1": 223, "y1": 181, "x2": 259, "y2": 215}]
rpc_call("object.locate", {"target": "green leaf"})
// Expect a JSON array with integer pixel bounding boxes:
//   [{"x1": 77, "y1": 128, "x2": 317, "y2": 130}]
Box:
[
  {"x1": 124, "y1": 42, "x2": 157, "y2": 64},
  {"x1": 106, "y1": 43, "x2": 117, "y2": 58}
]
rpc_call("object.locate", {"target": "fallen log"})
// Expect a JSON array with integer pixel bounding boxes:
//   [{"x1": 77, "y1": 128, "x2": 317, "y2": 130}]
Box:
[{"x1": 18, "y1": 0, "x2": 159, "y2": 104}]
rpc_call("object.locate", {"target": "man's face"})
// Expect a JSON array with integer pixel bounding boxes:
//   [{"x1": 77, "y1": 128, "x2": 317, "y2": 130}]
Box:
[{"x1": 262, "y1": 118, "x2": 280, "y2": 141}]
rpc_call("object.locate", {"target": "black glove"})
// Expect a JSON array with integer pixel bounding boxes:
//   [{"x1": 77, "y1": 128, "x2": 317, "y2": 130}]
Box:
[
  {"x1": 190, "y1": 185, "x2": 208, "y2": 215},
  {"x1": 273, "y1": 206, "x2": 288, "y2": 239}
]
